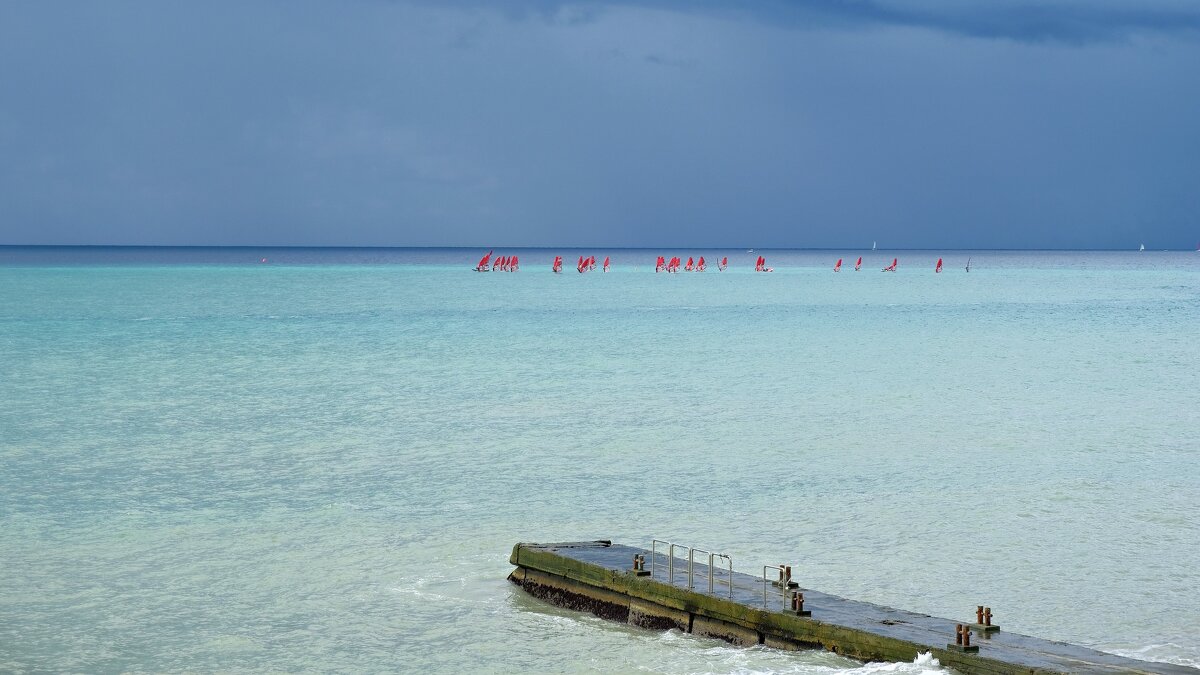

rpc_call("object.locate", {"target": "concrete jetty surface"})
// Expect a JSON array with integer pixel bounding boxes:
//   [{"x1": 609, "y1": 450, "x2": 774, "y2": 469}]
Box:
[{"x1": 508, "y1": 541, "x2": 1197, "y2": 675}]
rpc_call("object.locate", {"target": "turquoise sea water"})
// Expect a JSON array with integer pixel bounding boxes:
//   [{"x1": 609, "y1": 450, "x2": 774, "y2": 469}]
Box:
[{"x1": 1, "y1": 248, "x2": 1198, "y2": 673}]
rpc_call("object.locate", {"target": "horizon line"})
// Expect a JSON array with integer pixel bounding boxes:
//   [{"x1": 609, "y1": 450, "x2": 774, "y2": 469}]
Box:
[{"x1": 1, "y1": 244, "x2": 1194, "y2": 252}]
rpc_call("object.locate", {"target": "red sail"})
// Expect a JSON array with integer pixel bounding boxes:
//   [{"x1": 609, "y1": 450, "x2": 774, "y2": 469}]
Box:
[
  {"x1": 855, "y1": 256, "x2": 862, "y2": 270},
  {"x1": 477, "y1": 250, "x2": 492, "y2": 268},
  {"x1": 935, "y1": 258, "x2": 943, "y2": 273},
  {"x1": 834, "y1": 258, "x2": 842, "y2": 271}
]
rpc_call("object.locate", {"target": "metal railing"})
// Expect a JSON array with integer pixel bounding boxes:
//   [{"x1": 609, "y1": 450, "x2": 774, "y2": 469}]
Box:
[
  {"x1": 689, "y1": 547, "x2": 733, "y2": 597},
  {"x1": 762, "y1": 565, "x2": 787, "y2": 607},
  {"x1": 650, "y1": 539, "x2": 733, "y2": 598},
  {"x1": 650, "y1": 540, "x2": 684, "y2": 581}
]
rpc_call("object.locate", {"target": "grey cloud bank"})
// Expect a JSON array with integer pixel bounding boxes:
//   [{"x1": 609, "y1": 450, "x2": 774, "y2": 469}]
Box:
[{"x1": 1, "y1": 1, "x2": 1198, "y2": 248}]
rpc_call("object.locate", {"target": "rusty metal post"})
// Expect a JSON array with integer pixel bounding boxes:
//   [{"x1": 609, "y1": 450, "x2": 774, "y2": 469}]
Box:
[
  {"x1": 984, "y1": 607, "x2": 992, "y2": 626},
  {"x1": 963, "y1": 625, "x2": 972, "y2": 648},
  {"x1": 955, "y1": 624, "x2": 964, "y2": 646},
  {"x1": 976, "y1": 605, "x2": 984, "y2": 624}
]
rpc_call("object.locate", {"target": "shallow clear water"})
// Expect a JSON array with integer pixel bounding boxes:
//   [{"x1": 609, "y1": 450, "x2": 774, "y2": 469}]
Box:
[{"x1": 1, "y1": 248, "x2": 1198, "y2": 672}]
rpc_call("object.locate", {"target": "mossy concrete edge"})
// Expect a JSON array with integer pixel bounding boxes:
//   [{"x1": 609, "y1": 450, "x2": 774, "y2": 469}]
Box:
[{"x1": 509, "y1": 542, "x2": 1059, "y2": 675}]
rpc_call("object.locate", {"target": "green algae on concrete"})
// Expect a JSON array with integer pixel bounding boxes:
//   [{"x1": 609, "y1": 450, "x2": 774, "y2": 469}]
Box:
[{"x1": 509, "y1": 541, "x2": 1198, "y2": 675}]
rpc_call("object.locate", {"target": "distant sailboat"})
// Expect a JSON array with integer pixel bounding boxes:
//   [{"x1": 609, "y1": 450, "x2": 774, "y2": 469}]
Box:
[
  {"x1": 965, "y1": 257, "x2": 972, "y2": 273},
  {"x1": 833, "y1": 258, "x2": 842, "y2": 272},
  {"x1": 935, "y1": 258, "x2": 943, "y2": 273},
  {"x1": 1139, "y1": 243, "x2": 1145, "y2": 251},
  {"x1": 872, "y1": 241, "x2": 877, "y2": 251}
]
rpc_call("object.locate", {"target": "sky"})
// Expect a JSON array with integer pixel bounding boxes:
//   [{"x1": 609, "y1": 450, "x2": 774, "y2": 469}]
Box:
[{"x1": 1, "y1": 1, "x2": 1198, "y2": 249}]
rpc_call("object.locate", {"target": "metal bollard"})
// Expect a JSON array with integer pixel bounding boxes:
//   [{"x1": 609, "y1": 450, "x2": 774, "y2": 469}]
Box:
[
  {"x1": 949, "y1": 623, "x2": 979, "y2": 652},
  {"x1": 984, "y1": 607, "x2": 992, "y2": 627},
  {"x1": 976, "y1": 606, "x2": 984, "y2": 624},
  {"x1": 791, "y1": 591, "x2": 811, "y2": 617}
]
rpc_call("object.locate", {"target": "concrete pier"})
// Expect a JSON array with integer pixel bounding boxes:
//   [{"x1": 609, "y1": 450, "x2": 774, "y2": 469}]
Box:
[{"x1": 508, "y1": 540, "x2": 1197, "y2": 675}]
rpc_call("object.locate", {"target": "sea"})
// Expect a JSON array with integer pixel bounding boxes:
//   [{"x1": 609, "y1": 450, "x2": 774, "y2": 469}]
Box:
[{"x1": 1, "y1": 246, "x2": 1197, "y2": 673}]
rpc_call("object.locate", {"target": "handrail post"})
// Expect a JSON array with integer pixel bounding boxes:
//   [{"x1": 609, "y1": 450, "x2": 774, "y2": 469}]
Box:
[
  {"x1": 650, "y1": 539, "x2": 673, "y2": 579},
  {"x1": 687, "y1": 548, "x2": 695, "y2": 589},
  {"x1": 762, "y1": 565, "x2": 785, "y2": 607}
]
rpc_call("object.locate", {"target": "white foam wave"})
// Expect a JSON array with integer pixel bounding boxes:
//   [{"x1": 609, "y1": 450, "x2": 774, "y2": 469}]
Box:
[{"x1": 1107, "y1": 644, "x2": 1200, "y2": 668}]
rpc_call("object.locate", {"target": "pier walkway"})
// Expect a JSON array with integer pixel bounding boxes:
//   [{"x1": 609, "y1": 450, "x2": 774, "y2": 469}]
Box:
[{"x1": 509, "y1": 540, "x2": 1196, "y2": 675}]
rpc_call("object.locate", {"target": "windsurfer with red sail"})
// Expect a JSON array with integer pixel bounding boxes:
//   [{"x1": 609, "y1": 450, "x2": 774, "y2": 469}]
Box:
[
  {"x1": 603, "y1": 256, "x2": 610, "y2": 272},
  {"x1": 854, "y1": 256, "x2": 862, "y2": 271},
  {"x1": 475, "y1": 250, "x2": 492, "y2": 272},
  {"x1": 719, "y1": 256, "x2": 728, "y2": 271}
]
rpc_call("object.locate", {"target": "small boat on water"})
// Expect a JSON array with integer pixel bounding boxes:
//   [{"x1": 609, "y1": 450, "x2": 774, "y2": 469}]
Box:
[{"x1": 1140, "y1": 243, "x2": 1145, "y2": 251}]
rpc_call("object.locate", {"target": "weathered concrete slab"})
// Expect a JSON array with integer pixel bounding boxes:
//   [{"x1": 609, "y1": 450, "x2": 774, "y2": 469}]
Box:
[{"x1": 509, "y1": 541, "x2": 1197, "y2": 675}]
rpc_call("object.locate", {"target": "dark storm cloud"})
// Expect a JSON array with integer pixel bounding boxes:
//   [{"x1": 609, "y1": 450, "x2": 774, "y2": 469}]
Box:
[{"x1": 1, "y1": 1, "x2": 1199, "y2": 248}]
